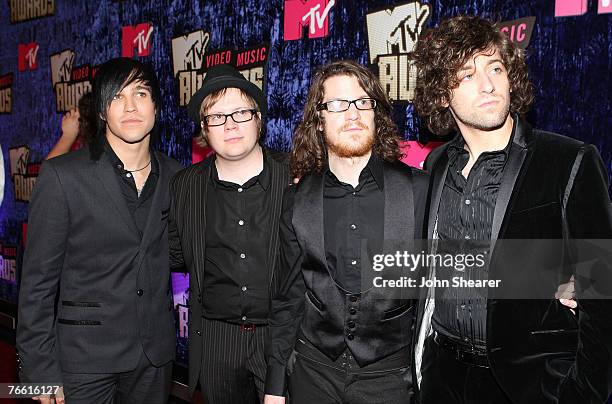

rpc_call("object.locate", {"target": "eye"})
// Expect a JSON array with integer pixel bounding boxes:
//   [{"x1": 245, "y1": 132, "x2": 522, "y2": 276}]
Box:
[
  {"x1": 112, "y1": 94, "x2": 122, "y2": 100},
  {"x1": 491, "y1": 66, "x2": 504, "y2": 74},
  {"x1": 462, "y1": 74, "x2": 473, "y2": 81},
  {"x1": 208, "y1": 114, "x2": 224, "y2": 122},
  {"x1": 234, "y1": 109, "x2": 250, "y2": 118},
  {"x1": 136, "y1": 91, "x2": 148, "y2": 97}
]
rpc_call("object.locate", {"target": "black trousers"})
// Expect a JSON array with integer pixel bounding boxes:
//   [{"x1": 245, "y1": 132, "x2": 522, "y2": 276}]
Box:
[
  {"x1": 62, "y1": 348, "x2": 172, "y2": 404},
  {"x1": 420, "y1": 334, "x2": 512, "y2": 404},
  {"x1": 287, "y1": 338, "x2": 414, "y2": 404},
  {"x1": 200, "y1": 317, "x2": 268, "y2": 404}
]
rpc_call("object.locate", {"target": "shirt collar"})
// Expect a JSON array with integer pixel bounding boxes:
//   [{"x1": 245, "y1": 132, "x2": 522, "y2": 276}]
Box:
[
  {"x1": 324, "y1": 152, "x2": 384, "y2": 191},
  {"x1": 210, "y1": 147, "x2": 270, "y2": 191},
  {"x1": 104, "y1": 138, "x2": 158, "y2": 175}
]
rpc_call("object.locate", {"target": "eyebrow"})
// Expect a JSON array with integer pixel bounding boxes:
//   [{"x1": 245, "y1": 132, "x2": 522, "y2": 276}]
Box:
[{"x1": 458, "y1": 58, "x2": 504, "y2": 72}]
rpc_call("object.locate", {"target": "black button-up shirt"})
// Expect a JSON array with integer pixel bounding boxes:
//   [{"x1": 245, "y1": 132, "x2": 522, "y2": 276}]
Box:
[
  {"x1": 105, "y1": 144, "x2": 158, "y2": 235},
  {"x1": 432, "y1": 131, "x2": 512, "y2": 348},
  {"x1": 323, "y1": 155, "x2": 385, "y2": 293},
  {"x1": 202, "y1": 152, "x2": 273, "y2": 324}
]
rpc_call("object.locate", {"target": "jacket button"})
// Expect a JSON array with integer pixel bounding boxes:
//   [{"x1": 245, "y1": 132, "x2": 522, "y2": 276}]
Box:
[
  {"x1": 349, "y1": 308, "x2": 357, "y2": 315},
  {"x1": 347, "y1": 333, "x2": 354, "y2": 340},
  {"x1": 347, "y1": 321, "x2": 356, "y2": 329},
  {"x1": 137, "y1": 289, "x2": 144, "y2": 296}
]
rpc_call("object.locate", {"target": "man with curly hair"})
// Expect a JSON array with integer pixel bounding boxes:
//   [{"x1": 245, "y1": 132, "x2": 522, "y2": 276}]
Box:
[
  {"x1": 410, "y1": 16, "x2": 612, "y2": 404},
  {"x1": 264, "y1": 60, "x2": 428, "y2": 404}
]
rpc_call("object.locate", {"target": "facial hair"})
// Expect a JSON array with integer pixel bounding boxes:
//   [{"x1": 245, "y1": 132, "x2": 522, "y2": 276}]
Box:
[{"x1": 326, "y1": 121, "x2": 375, "y2": 158}]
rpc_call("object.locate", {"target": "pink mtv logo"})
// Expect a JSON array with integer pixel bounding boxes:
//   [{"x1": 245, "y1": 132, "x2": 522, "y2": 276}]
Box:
[
  {"x1": 284, "y1": 0, "x2": 335, "y2": 41},
  {"x1": 18, "y1": 43, "x2": 39, "y2": 71},
  {"x1": 122, "y1": 23, "x2": 154, "y2": 57},
  {"x1": 555, "y1": 0, "x2": 611, "y2": 16},
  {"x1": 399, "y1": 141, "x2": 444, "y2": 169},
  {"x1": 192, "y1": 138, "x2": 215, "y2": 164}
]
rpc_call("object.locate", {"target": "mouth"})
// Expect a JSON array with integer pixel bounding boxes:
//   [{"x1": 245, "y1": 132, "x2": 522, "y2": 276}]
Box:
[
  {"x1": 343, "y1": 126, "x2": 365, "y2": 133},
  {"x1": 225, "y1": 136, "x2": 243, "y2": 143},
  {"x1": 478, "y1": 99, "x2": 499, "y2": 108},
  {"x1": 121, "y1": 118, "x2": 144, "y2": 124}
]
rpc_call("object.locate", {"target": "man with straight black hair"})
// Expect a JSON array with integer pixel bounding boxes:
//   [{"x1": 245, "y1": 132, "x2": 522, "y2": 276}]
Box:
[{"x1": 17, "y1": 57, "x2": 182, "y2": 404}]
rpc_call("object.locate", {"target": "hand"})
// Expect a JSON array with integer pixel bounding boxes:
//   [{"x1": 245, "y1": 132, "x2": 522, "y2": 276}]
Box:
[
  {"x1": 33, "y1": 387, "x2": 64, "y2": 404},
  {"x1": 61, "y1": 109, "x2": 80, "y2": 140},
  {"x1": 263, "y1": 394, "x2": 286, "y2": 404},
  {"x1": 555, "y1": 275, "x2": 577, "y2": 314}
]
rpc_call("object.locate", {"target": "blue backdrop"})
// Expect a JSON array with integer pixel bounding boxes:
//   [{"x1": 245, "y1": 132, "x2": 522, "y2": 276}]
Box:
[{"x1": 0, "y1": 0, "x2": 610, "y2": 304}]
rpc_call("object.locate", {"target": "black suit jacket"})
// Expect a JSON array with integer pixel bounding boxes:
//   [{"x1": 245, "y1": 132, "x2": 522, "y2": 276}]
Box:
[
  {"x1": 17, "y1": 147, "x2": 182, "y2": 383},
  {"x1": 414, "y1": 117, "x2": 612, "y2": 403},
  {"x1": 168, "y1": 149, "x2": 290, "y2": 394}
]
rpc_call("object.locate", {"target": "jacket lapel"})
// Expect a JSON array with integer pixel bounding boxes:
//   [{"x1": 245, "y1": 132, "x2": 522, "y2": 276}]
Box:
[
  {"x1": 265, "y1": 155, "x2": 289, "y2": 296},
  {"x1": 427, "y1": 151, "x2": 450, "y2": 240},
  {"x1": 94, "y1": 157, "x2": 140, "y2": 237}
]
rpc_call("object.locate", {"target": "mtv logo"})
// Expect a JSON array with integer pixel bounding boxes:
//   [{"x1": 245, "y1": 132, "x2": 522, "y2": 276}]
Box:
[
  {"x1": 122, "y1": 23, "x2": 154, "y2": 57},
  {"x1": 555, "y1": 0, "x2": 588, "y2": 16},
  {"x1": 9, "y1": 146, "x2": 29, "y2": 177},
  {"x1": 284, "y1": 0, "x2": 335, "y2": 41},
  {"x1": 18, "y1": 43, "x2": 39, "y2": 72},
  {"x1": 366, "y1": 2, "x2": 430, "y2": 64},
  {"x1": 171, "y1": 30, "x2": 210, "y2": 76},
  {"x1": 50, "y1": 50, "x2": 75, "y2": 86}
]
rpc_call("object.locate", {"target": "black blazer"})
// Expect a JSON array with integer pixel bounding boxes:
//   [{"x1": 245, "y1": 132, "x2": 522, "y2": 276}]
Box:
[
  {"x1": 169, "y1": 149, "x2": 290, "y2": 394},
  {"x1": 414, "y1": 117, "x2": 612, "y2": 403},
  {"x1": 16, "y1": 148, "x2": 182, "y2": 383}
]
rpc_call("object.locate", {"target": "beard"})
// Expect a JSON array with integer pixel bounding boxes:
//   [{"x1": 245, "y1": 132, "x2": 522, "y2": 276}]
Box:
[
  {"x1": 450, "y1": 97, "x2": 511, "y2": 132},
  {"x1": 326, "y1": 121, "x2": 375, "y2": 158}
]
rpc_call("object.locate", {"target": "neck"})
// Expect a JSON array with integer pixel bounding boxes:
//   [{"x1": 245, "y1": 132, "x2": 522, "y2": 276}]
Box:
[
  {"x1": 459, "y1": 114, "x2": 514, "y2": 161},
  {"x1": 105, "y1": 133, "x2": 151, "y2": 170},
  {"x1": 215, "y1": 145, "x2": 264, "y2": 185},
  {"x1": 328, "y1": 150, "x2": 372, "y2": 187}
]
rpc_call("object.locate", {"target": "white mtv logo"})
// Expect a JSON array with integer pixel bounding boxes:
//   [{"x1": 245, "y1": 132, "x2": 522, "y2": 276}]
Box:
[
  {"x1": 171, "y1": 30, "x2": 210, "y2": 76},
  {"x1": 26, "y1": 45, "x2": 39, "y2": 69},
  {"x1": 366, "y1": 2, "x2": 430, "y2": 63},
  {"x1": 302, "y1": 0, "x2": 335, "y2": 35},
  {"x1": 50, "y1": 50, "x2": 75, "y2": 86},
  {"x1": 9, "y1": 146, "x2": 29, "y2": 177}
]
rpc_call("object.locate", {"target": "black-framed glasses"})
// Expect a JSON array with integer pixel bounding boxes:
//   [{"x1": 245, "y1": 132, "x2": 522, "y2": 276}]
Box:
[
  {"x1": 202, "y1": 109, "x2": 258, "y2": 127},
  {"x1": 316, "y1": 98, "x2": 377, "y2": 113}
]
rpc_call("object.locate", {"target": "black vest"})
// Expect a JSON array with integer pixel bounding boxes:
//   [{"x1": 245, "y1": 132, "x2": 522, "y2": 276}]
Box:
[{"x1": 293, "y1": 161, "x2": 417, "y2": 366}]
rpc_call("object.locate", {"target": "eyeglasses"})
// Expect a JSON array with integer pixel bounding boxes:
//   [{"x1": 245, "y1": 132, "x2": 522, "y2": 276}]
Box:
[
  {"x1": 316, "y1": 98, "x2": 377, "y2": 113},
  {"x1": 202, "y1": 109, "x2": 258, "y2": 127}
]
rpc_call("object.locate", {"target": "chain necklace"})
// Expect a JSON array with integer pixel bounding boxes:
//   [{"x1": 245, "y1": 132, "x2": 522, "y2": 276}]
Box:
[{"x1": 125, "y1": 160, "x2": 151, "y2": 173}]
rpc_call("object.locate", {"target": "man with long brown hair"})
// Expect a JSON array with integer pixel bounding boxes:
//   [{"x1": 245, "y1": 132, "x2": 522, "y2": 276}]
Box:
[
  {"x1": 264, "y1": 60, "x2": 428, "y2": 404},
  {"x1": 410, "y1": 16, "x2": 612, "y2": 403}
]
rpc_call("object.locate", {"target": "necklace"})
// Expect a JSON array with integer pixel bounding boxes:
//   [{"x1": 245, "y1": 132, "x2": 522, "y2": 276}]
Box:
[{"x1": 125, "y1": 160, "x2": 151, "y2": 173}]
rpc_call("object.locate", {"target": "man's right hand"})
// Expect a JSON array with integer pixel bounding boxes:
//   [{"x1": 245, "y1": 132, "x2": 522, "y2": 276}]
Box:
[{"x1": 263, "y1": 394, "x2": 286, "y2": 404}]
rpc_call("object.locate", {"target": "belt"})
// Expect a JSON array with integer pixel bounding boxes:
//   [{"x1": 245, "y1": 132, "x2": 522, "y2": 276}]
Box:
[
  {"x1": 240, "y1": 323, "x2": 257, "y2": 332},
  {"x1": 433, "y1": 332, "x2": 489, "y2": 368}
]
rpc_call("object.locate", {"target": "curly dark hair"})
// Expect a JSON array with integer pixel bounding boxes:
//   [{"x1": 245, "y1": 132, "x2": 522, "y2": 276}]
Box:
[
  {"x1": 291, "y1": 60, "x2": 402, "y2": 179},
  {"x1": 409, "y1": 16, "x2": 534, "y2": 135}
]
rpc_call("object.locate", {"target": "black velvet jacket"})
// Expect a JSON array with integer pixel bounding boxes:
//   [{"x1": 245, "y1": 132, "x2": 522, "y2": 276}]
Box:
[{"x1": 414, "y1": 116, "x2": 612, "y2": 404}]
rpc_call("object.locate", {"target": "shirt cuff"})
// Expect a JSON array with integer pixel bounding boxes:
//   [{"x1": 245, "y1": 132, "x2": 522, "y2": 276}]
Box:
[{"x1": 264, "y1": 363, "x2": 287, "y2": 396}]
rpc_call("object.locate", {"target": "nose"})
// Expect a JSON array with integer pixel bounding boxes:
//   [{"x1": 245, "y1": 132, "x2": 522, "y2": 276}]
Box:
[
  {"x1": 344, "y1": 102, "x2": 361, "y2": 121},
  {"x1": 224, "y1": 114, "x2": 238, "y2": 130},
  {"x1": 124, "y1": 95, "x2": 137, "y2": 112},
  {"x1": 480, "y1": 74, "x2": 495, "y2": 94}
]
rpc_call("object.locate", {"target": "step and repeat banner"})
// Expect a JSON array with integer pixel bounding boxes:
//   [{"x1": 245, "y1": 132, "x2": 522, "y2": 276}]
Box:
[{"x1": 0, "y1": 0, "x2": 610, "y2": 324}]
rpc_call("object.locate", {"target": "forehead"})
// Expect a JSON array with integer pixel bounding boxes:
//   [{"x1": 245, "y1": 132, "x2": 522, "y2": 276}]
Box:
[
  {"x1": 207, "y1": 88, "x2": 254, "y2": 109},
  {"x1": 322, "y1": 74, "x2": 367, "y2": 99},
  {"x1": 118, "y1": 79, "x2": 150, "y2": 92},
  {"x1": 462, "y1": 47, "x2": 503, "y2": 67}
]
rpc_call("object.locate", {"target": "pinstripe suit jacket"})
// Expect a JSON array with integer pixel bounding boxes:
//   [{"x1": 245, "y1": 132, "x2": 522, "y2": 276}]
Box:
[{"x1": 169, "y1": 148, "x2": 290, "y2": 393}]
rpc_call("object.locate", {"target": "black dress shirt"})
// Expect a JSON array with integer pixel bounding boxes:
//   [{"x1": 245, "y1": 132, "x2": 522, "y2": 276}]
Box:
[
  {"x1": 202, "y1": 152, "x2": 273, "y2": 324},
  {"x1": 323, "y1": 155, "x2": 385, "y2": 293},
  {"x1": 432, "y1": 131, "x2": 512, "y2": 348},
  {"x1": 105, "y1": 144, "x2": 158, "y2": 235}
]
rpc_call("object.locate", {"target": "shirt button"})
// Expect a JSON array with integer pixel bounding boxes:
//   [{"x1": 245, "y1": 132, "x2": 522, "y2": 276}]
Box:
[
  {"x1": 196, "y1": 330, "x2": 202, "y2": 336},
  {"x1": 349, "y1": 308, "x2": 357, "y2": 315},
  {"x1": 116, "y1": 164, "x2": 123, "y2": 169},
  {"x1": 126, "y1": 173, "x2": 131, "y2": 178},
  {"x1": 238, "y1": 220, "x2": 245, "y2": 226},
  {"x1": 350, "y1": 295, "x2": 358, "y2": 303},
  {"x1": 136, "y1": 289, "x2": 144, "y2": 296},
  {"x1": 347, "y1": 333, "x2": 355, "y2": 340},
  {"x1": 347, "y1": 320, "x2": 356, "y2": 329},
  {"x1": 465, "y1": 199, "x2": 471, "y2": 205},
  {"x1": 352, "y1": 192, "x2": 356, "y2": 196},
  {"x1": 460, "y1": 304, "x2": 466, "y2": 309},
  {"x1": 241, "y1": 286, "x2": 247, "y2": 292},
  {"x1": 351, "y1": 260, "x2": 357, "y2": 265},
  {"x1": 240, "y1": 253, "x2": 246, "y2": 259},
  {"x1": 465, "y1": 235, "x2": 471, "y2": 240},
  {"x1": 237, "y1": 187, "x2": 243, "y2": 193},
  {"x1": 241, "y1": 316, "x2": 247, "y2": 321},
  {"x1": 350, "y1": 224, "x2": 357, "y2": 230}
]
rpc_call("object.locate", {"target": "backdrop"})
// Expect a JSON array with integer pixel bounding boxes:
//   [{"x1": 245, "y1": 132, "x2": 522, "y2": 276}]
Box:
[{"x1": 0, "y1": 0, "x2": 610, "y2": 309}]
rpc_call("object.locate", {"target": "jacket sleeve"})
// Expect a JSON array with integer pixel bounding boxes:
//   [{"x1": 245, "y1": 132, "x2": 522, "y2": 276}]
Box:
[
  {"x1": 559, "y1": 144, "x2": 612, "y2": 403},
  {"x1": 16, "y1": 161, "x2": 68, "y2": 383},
  {"x1": 264, "y1": 187, "x2": 306, "y2": 396}
]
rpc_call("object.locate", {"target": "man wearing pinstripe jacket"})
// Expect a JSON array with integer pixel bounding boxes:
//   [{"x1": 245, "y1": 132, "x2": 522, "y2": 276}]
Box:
[{"x1": 169, "y1": 64, "x2": 290, "y2": 404}]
